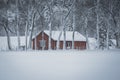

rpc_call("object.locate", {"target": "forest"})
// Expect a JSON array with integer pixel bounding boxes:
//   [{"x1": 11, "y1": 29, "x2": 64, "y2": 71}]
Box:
[{"x1": 0, "y1": 0, "x2": 120, "y2": 50}]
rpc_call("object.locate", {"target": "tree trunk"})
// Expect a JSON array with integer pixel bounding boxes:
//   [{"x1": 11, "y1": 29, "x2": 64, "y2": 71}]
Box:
[
  {"x1": 96, "y1": 0, "x2": 100, "y2": 49},
  {"x1": 28, "y1": 12, "x2": 36, "y2": 49},
  {"x1": 72, "y1": 31, "x2": 75, "y2": 49},
  {"x1": 46, "y1": 0, "x2": 53, "y2": 50},
  {"x1": 35, "y1": 33, "x2": 37, "y2": 50},
  {"x1": 25, "y1": 21, "x2": 28, "y2": 51},
  {"x1": 63, "y1": 29, "x2": 66, "y2": 50},
  {"x1": 16, "y1": 0, "x2": 20, "y2": 50},
  {"x1": 115, "y1": 33, "x2": 120, "y2": 48},
  {"x1": 106, "y1": 28, "x2": 109, "y2": 50},
  {"x1": 85, "y1": 17, "x2": 89, "y2": 50},
  {"x1": 106, "y1": 20, "x2": 110, "y2": 50},
  {"x1": 72, "y1": 14, "x2": 75, "y2": 49},
  {"x1": 57, "y1": 31, "x2": 62, "y2": 49},
  {"x1": 49, "y1": 22, "x2": 52, "y2": 50},
  {"x1": 118, "y1": 33, "x2": 120, "y2": 48},
  {"x1": 17, "y1": 22, "x2": 20, "y2": 50},
  {"x1": 3, "y1": 26, "x2": 11, "y2": 50}
]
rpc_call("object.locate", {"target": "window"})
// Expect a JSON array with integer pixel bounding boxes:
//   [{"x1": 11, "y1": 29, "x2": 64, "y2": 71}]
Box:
[
  {"x1": 67, "y1": 42, "x2": 71, "y2": 49},
  {"x1": 40, "y1": 39, "x2": 46, "y2": 48}
]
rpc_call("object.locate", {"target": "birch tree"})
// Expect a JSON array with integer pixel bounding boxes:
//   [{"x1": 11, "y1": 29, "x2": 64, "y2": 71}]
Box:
[
  {"x1": 63, "y1": 0, "x2": 75, "y2": 50},
  {"x1": 72, "y1": 14, "x2": 75, "y2": 49},
  {"x1": 101, "y1": 0, "x2": 120, "y2": 49},
  {"x1": 84, "y1": 16, "x2": 89, "y2": 49},
  {"x1": 16, "y1": 0, "x2": 20, "y2": 50},
  {"x1": 46, "y1": 0, "x2": 54, "y2": 50},
  {"x1": 28, "y1": 11, "x2": 36, "y2": 49},
  {"x1": 0, "y1": 0, "x2": 11, "y2": 50},
  {"x1": 96, "y1": 0, "x2": 100, "y2": 49},
  {"x1": 25, "y1": 21, "x2": 28, "y2": 50},
  {"x1": 27, "y1": 0, "x2": 45, "y2": 49},
  {"x1": 105, "y1": 0, "x2": 112, "y2": 50},
  {"x1": 106, "y1": 18, "x2": 110, "y2": 50},
  {"x1": 0, "y1": 21, "x2": 11, "y2": 50}
]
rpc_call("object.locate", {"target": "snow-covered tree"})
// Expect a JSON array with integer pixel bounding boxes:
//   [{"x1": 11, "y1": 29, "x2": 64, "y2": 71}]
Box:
[
  {"x1": 0, "y1": 0, "x2": 120, "y2": 50},
  {"x1": 15, "y1": 0, "x2": 20, "y2": 50},
  {"x1": 0, "y1": 0, "x2": 12, "y2": 50},
  {"x1": 96, "y1": 0, "x2": 100, "y2": 49}
]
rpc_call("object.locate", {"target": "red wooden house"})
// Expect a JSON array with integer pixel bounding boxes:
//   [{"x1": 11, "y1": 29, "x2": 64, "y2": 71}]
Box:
[{"x1": 32, "y1": 30, "x2": 86, "y2": 50}]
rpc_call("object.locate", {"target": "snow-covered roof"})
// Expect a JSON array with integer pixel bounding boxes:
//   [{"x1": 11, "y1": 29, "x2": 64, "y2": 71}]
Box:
[
  {"x1": 88, "y1": 38, "x2": 97, "y2": 50},
  {"x1": 0, "y1": 36, "x2": 28, "y2": 50},
  {"x1": 43, "y1": 30, "x2": 86, "y2": 41},
  {"x1": 88, "y1": 38, "x2": 97, "y2": 43},
  {"x1": 110, "y1": 39, "x2": 116, "y2": 46}
]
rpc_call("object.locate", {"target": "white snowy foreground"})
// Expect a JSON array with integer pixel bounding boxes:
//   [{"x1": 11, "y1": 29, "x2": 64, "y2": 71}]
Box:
[{"x1": 0, "y1": 50, "x2": 120, "y2": 80}]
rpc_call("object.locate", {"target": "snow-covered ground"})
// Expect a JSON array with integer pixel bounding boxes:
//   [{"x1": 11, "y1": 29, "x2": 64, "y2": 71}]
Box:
[{"x1": 0, "y1": 50, "x2": 120, "y2": 80}]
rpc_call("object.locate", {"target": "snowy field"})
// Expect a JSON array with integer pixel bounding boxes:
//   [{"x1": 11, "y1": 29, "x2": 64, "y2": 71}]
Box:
[{"x1": 0, "y1": 50, "x2": 120, "y2": 80}]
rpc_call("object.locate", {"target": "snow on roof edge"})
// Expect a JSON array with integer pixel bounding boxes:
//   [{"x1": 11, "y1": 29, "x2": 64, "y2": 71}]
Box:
[
  {"x1": 44, "y1": 30, "x2": 86, "y2": 41},
  {"x1": 32, "y1": 30, "x2": 86, "y2": 41}
]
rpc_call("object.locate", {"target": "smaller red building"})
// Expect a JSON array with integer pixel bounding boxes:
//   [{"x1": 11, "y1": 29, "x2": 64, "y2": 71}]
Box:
[{"x1": 32, "y1": 30, "x2": 86, "y2": 50}]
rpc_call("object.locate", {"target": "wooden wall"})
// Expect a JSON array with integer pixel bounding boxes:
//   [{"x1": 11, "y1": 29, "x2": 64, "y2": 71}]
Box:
[{"x1": 32, "y1": 32, "x2": 86, "y2": 50}]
